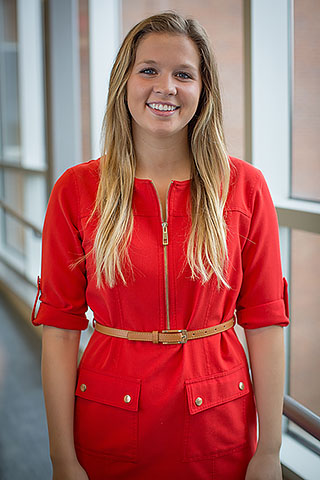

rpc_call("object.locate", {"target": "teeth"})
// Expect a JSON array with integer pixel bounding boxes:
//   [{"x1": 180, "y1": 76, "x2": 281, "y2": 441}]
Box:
[{"x1": 149, "y1": 103, "x2": 177, "y2": 111}]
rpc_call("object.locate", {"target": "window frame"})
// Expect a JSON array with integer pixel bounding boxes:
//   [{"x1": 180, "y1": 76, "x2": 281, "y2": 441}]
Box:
[{"x1": 248, "y1": 0, "x2": 320, "y2": 476}]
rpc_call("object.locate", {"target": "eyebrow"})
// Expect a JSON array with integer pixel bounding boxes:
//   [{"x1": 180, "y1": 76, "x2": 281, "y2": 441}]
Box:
[{"x1": 136, "y1": 60, "x2": 198, "y2": 73}]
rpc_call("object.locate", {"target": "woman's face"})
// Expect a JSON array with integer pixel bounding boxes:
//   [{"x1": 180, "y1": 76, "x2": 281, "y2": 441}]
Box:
[{"x1": 126, "y1": 33, "x2": 202, "y2": 141}]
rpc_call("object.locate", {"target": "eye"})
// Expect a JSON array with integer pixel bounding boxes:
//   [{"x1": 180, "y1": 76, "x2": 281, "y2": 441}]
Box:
[
  {"x1": 139, "y1": 68, "x2": 157, "y2": 75},
  {"x1": 176, "y1": 72, "x2": 192, "y2": 80}
]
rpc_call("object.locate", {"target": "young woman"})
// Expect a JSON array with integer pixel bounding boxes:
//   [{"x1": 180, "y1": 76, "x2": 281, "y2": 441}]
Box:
[{"x1": 32, "y1": 12, "x2": 289, "y2": 480}]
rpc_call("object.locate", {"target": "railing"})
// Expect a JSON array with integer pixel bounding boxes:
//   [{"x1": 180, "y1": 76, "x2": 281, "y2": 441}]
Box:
[
  {"x1": 0, "y1": 199, "x2": 42, "y2": 237},
  {"x1": 283, "y1": 394, "x2": 320, "y2": 442}
]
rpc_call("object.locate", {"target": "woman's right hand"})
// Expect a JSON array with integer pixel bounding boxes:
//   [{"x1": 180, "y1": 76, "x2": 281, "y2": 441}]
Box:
[{"x1": 52, "y1": 458, "x2": 89, "y2": 480}]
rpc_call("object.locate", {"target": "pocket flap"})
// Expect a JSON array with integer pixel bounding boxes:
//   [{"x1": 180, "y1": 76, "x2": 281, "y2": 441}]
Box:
[
  {"x1": 75, "y1": 368, "x2": 141, "y2": 412},
  {"x1": 185, "y1": 365, "x2": 250, "y2": 415}
]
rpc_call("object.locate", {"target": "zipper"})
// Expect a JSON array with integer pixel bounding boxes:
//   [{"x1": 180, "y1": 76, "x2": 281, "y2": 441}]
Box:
[{"x1": 150, "y1": 181, "x2": 172, "y2": 330}]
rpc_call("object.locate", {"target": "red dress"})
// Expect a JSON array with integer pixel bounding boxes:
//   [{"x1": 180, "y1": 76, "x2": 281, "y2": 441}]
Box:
[{"x1": 32, "y1": 157, "x2": 289, "y2": 479}]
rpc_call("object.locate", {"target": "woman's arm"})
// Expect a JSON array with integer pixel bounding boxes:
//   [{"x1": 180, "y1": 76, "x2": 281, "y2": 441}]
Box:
[
  {"x1": 244, "y1": 325, "x2": 285, "y2": 480},
  {"x1": 41, "y1": 326, "x2": 88, "y2": 479}
]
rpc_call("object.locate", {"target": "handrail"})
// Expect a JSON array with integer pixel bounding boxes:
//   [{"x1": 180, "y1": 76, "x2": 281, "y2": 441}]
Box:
[
  {"x1": 0, "y1": 161, "x2": 47, "y2": 175},
  {"x1": 283, "y1": 394, "x2": 320, "y2": 441},
  {"x1": 0, "y1": 199, "x2": 42, "y2": 237}
]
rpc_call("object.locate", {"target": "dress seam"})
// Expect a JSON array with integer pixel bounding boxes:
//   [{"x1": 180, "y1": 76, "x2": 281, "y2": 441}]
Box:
[{"x1": 69, "y1": 168, "x2": 82, "y2": 232}]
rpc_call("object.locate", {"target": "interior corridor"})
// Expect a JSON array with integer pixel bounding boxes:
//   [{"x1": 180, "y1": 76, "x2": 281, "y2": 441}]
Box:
[{"x1": 0, "y1": 294, "x2": 51, "y2": 479}]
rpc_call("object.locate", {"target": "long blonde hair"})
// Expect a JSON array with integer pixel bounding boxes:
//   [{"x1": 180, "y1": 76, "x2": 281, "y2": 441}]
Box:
[{"x1": 94, "y1": 12, "x2": 230, "y2": 288}]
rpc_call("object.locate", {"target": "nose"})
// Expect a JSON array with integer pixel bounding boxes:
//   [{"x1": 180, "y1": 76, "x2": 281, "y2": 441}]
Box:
[{"x1": 153, "y1": 74, "x2": 177, "y2": 96}]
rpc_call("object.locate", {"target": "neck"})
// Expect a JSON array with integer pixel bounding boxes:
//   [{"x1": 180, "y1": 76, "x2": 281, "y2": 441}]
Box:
[{"x1": 133, "y1": 125, "x2": 192, "y2": 181}]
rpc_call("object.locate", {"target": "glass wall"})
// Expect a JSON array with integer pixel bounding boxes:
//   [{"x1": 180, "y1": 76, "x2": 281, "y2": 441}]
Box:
[
  {"x1": 0, "y1": 0, "x2": 93, "y2": 285},
  {"x1": 0, "y1": 0, "x2": 20, "y2": 161},
  {"x1": 290, "y1": 229, "x2": 320, "y2": 416},
  {"x1": 291, "y1": 0, "x2": 320, "y2": 202},
  {"x1": 288, "y1": 0, "x2": 320, "y2": 436},
  {"x1": 246, "y1": 0, "x2": 320, "y2": 473},
  {"x1": 0, "y1": 0, "x2": 46, "y2": 283},
  {"x1": 290, "y1": 2, "x2": 320, "y2": 433}
]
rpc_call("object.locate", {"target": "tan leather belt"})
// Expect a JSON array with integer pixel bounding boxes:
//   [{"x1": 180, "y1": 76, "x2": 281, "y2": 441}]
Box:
[{"x1": 94, "y1": 317, "x2": 235, "y2": 345}]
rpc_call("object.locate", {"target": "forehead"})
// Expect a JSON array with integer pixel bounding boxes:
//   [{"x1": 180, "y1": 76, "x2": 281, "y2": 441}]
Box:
[{"x1": 134, "y1": 33, "x2": 200, "y2": 68}]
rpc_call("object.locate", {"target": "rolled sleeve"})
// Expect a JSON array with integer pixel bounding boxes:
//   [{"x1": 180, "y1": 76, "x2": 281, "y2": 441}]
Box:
[
  {"x1": 31, "y1": 168, "x2": 89, "y2": 330},
  {"x1": 236, "y1": 171, "x2": 290, "y2": 329}
]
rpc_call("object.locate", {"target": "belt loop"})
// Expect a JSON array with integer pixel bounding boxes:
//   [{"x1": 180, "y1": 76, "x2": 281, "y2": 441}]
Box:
[{"x1": 152, "y1": 331, "x2": 159, "y2": 344}]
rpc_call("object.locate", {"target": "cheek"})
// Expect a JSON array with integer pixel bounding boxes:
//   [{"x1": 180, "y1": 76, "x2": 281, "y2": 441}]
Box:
[
  {"x1": 127, "y1": 82, "x2": 147, "y2": 113},
  {"x1": 184, "y1": 86, "x2": 201, "y2": 114}
]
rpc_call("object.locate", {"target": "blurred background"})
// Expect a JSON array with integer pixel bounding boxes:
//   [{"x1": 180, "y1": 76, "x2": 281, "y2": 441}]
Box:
[{"x1": 0, "y1": 0, "x2": 319, "y2": 479}]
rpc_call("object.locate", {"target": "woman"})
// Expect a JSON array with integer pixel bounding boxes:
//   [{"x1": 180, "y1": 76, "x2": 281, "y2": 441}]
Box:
[{"x1": 32, "y1": 12, "x2": 289, "y2": 480}]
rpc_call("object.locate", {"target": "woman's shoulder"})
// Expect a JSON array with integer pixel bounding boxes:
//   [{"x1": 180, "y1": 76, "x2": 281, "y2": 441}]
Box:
[
  {"x1": 57, "y1": 158, "x2": 100, "y2": 188},
  {"x1": 227, "y1": 156, "x2": 270, "y2": 215},
  {"x1": 53, "y1": 158, "x2": 100, "y2": 196},
  {"x1": 48, "y1": 158, "x2": 101, "y2": 219},
  {"x1": 228, "y1": 156, "x2": 263, "y2": 183}
]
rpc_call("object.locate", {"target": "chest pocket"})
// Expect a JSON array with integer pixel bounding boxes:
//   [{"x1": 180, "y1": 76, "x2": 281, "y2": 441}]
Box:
[
  {"x1": 183, "y1": 364, "x2": 256, "y2": 461},
  {"x1": 74, "y1": 367, "x2": 141, "y2": 462}
]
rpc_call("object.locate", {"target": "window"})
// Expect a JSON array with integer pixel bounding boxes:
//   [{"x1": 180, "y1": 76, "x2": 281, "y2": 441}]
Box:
[
  {"x1": 0, "y1": 0, "x2": 46, "y2": 282},
  {"x1": 291, "y1": 0, "x2": 320, "y2": 202},
  {"x1": 250, "y1": 0, "x2": 320, "y2": 476},
  {"x1": 286, "y1": 0, "x2": 320, "y2": 461}
]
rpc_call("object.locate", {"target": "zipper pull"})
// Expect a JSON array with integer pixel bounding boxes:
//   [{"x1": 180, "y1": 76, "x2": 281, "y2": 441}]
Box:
[{"x1": 162, "y1": 222, "x2": 168, "y2": 246}]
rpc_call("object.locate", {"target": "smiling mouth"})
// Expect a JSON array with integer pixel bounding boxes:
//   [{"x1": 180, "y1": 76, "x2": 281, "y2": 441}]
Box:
[{"x1": 146, "y1": 103, "x2": 180, "y2": 112}]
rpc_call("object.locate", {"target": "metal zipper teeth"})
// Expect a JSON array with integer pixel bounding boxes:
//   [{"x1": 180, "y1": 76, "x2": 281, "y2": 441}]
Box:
[
  {"x1": 150, "y1": 180, "x2": 172, "y2": 330},
  {"x1": 162, "y1": 223, "x2": 170, "y2": 329}
]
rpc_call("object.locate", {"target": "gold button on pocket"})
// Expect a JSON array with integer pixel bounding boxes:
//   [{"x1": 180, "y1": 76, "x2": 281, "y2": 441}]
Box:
[
  {"x1": 185, "y1": 366, "x2": 253, "y2": 462},
  {"x1": 74, "y1": 369, "x2": 141, "y2": 462}
]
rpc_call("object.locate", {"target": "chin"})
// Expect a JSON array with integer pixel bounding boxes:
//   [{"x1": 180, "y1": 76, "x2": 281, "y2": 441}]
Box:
[{"x1": 150, "y1": 128, "x2": 178, "y2": 138}]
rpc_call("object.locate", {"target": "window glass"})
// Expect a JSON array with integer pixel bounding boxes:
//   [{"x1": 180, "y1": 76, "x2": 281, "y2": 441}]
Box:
[
  {"x1": 2, "y1": 169, "x2": 24, "y2": 217},
  {"x1": 0, "y1": 212, "x2": 41, "y2": 280},
  {"x1": 3, "y1": 212, "x2": 25, "y2": 256},
  {"x1": 0, "y1": 0, "x2": 21, "y2": 162},
  {"x1": 2, "y1": 0, "x2": 17, "y2": 42},
  {"x1": 291, "y1": 0, "x2": 320, "y2": 202},
  {"x1": 121, "y1": 0, "x2": 244, "y2": 159},
  {"x1": 1, "y1": 170, "x2": 46, "y2": 230},
  {"x1": 0, "y1": 0, "x2": 45, "y2": 283},
  {"x1": 290, "y1": 229, "x2": 320, "y2": 416}
]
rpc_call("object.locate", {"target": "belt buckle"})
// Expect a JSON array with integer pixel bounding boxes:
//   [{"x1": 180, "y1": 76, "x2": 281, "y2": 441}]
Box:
[{"x1": 161, "y1": 329, "x2": 188, "y2": 344}]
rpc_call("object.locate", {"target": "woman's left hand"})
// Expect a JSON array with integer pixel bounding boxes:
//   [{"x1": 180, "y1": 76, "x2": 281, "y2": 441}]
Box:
[{"x1": 245, "y1": 450, "x2": 282, "y2": 480}]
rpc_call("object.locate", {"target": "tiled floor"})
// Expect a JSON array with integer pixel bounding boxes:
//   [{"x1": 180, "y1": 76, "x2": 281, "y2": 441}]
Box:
[{"x1": 0, "y1": 294, "x2": 52, "y2": 480}]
